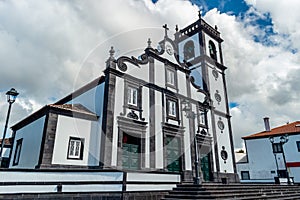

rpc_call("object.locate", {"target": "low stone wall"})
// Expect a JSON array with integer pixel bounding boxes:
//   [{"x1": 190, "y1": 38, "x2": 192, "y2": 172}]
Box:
[{"x1": 0, "y1": 169, "x2": 180, "y2": 198}]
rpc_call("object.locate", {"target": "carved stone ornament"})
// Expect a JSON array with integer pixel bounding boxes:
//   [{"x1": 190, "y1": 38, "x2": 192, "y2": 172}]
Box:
[
  {"x1": 200, "y1": 129, "x2": 207, "y2": 135},
  {"x1": 214, "y1": 90, "x2": 221, "y2": 105},
  {"x1": 116, "y1": 53, "x2": 149, "y2": 72},
  {"x1": 127, "y1": 110, "x2": 139, "y2": 120},
  {"x1": 217, "y1": 117, "x2": 225, "y2": 133},
  {"x1": 212, "y1": 68, "x2": 218, "y2": 81},
  {"x1": 220, "y1": 146, "x2": 228, "y2": 163}
]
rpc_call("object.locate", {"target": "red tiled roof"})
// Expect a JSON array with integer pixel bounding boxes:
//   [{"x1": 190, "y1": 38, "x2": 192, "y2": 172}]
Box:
[
  {"x1": 242, "y1": 121, "x2": 300, "y2": 139},
  {"x1": 49, "y1": 104, "x2": 96, "y2": 116}
]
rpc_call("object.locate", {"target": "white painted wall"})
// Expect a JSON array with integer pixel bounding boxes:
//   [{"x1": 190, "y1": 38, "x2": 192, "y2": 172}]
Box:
[
  {"x1": 142, "y1": 87, "x2": 150, "y2": 168},
  {"x1": 10, "y1": 116, "x2": 45, "y2": 169},
  {"x1": 177, "y1": 71, "x2": 187, "y2": 96},
  {"x1": 284, "y1": 135, "x2": 300, "y2": 162},
  {"x1": 154, "y1": 61, "x2": 165, "y2": 88},
  {"x1": 52, "y1": 115, "x2": 100, "y2": 166},
  {"x1": 0, "y1": 171, "x2": 123, "y2": 194},
  {"x1": 162, "y1": 40, "x2": 180, "y2": 65},
  {"x1": 207, "y1": 64, "x2": 226, "y2": 112},
  {"x1": 0, "y1": 171, "x2": 181, "y2": 194},
  {"x1": 155, "y1": 91, "x2": 164, "y2": 169},
  {"x1": 111, "y1": 76, "x2": 124, "y2": 167},
  {"x1": 123, "y1": 62, "x2": 149, "y2": 84},
  {"x1": 216, "y1": 115, "x2": 234, "y2": 173}
]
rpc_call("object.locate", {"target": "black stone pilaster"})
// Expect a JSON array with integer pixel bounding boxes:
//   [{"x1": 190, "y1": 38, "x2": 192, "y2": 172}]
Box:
[
  {"x1": 149, "y1": 56, "x2": 156, "y2": 169},
  {"x1": 38, "y1": 113, "x2": 58, "y2": 168},
  {"x1": 101, "y1": 68, "x2": 117, "y2": 168}
]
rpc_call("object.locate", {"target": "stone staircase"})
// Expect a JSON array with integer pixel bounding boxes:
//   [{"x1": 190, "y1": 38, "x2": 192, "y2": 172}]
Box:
[{"x1": 161, "y1": 183, "x2": 300, "y2": 199}]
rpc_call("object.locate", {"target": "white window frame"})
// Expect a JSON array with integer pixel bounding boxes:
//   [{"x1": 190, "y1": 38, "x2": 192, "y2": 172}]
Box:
[
  {"x1": 127, "y1": 87, "x2": 138, "y2": 107},
  {"x1": 166, "y1": 69, "x2": 175, "y2": 86},
  {"x1": 167, "y1": 99, "x2": 178, "y2": 119},
  {"x1": 67, "y1": 137, "x2": 84, "y2": 160}
]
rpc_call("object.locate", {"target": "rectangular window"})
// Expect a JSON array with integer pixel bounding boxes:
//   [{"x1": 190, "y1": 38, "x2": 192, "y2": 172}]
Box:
[
  {"x1": 13, "y1": 138, "x2": 23, "y2": 166},
  {"x1": 127, "y1": 87, "x2": 138, "y2": 107},
  {"x1": 166, "y1": 98, "x2": 178, "y2": 120},
  {"x1": 168, "y1": 100, "x2": 177, "y2": 117},
  {"x1": 297, "y1": 141, "x2": 300, "y2": 152},
  {"x1": 166, "y1": 69, "x2": 175, "y2": 86},
  {"x1": 198, "y1": 109, "x2": 207, "y2": 127},
  {"x1": 67, "y1": 137, "x2": 84, "y2": 160},
  {"x1": 241, "y1": 171, "x2": 250, "y2": 180},
  {"x1": 272, "y1": 143, "x2": 283, "y2": 153}
]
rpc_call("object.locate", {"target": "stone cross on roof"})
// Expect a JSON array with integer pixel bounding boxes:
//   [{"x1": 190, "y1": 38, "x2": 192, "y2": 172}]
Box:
[{"x1": 163, "y1": 24, "x2": 169, "y2": 37}]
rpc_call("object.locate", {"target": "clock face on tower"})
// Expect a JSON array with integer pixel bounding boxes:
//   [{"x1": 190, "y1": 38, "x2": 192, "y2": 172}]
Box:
[{"x1": 165, "y1": 43, "x2": 174, "y2": 55}]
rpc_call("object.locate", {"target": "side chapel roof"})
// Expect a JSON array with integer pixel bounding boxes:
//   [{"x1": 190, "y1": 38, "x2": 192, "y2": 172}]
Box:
[{"x1": 11, "y1": 103, "x2": 98, "y2": 131}]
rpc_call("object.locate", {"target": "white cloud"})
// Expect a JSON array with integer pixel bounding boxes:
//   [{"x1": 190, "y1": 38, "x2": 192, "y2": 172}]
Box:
[
  {"x1": 204, "y1": 2, "x2": 300, "y2": 148},
  {"x1": 0, "y1": 0, "x2": 299, "y2": 149}
]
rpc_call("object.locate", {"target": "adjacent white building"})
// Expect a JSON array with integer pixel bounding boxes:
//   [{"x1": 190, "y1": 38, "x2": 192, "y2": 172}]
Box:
[{"x1": 237, "y1": 118, "x2": 300, "y2": 184}]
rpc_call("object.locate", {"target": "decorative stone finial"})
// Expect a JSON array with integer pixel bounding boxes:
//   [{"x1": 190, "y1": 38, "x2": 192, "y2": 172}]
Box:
[
  {"x1": 109, "y1": 46, "x2": 115, "y2": 59},
  {"x1": 175, "y1": 24, "x2": 178, "y2": 32},
  {"x1": 215, "y1": 25, "x2": 218, "y2": 30},
  {"x1": 147, "y1": 38, "x2": 152, "y2": 48},
  {"x1": 198, "y1": 10, "x2": 202, "y2": 19}
]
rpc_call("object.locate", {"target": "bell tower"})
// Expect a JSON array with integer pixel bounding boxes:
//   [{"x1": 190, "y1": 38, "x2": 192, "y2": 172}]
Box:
[{"x1": 174, "y1": 13, "x2": 238, "y2": 182}]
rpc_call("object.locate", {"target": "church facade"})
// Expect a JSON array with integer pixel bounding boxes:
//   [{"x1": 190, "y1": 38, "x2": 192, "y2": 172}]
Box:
[{"x1": 8, "y1": 15, "x2": 238, "y2": 187}]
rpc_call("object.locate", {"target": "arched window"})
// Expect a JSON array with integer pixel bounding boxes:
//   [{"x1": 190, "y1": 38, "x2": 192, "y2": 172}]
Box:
[
  {"x1": 183, "y1": 40, "x2": 195, "y2": 61},
  {"x1": 208, "y1": 40, "x2": 217, "y2": 60}
]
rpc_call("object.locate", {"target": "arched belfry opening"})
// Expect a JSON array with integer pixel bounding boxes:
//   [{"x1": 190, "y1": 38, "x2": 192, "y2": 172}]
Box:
[
  {"x1": 208, "y1": 40, "x2": 217, "y2": 60},
  {"x1": 183, "y1": 40, "x2": 195, "y2": 61}
]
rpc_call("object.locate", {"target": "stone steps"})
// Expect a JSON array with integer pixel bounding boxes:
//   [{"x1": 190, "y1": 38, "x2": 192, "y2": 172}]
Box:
[{"x1": 161, "y1": 183, "x2": 300, "y2": 200}]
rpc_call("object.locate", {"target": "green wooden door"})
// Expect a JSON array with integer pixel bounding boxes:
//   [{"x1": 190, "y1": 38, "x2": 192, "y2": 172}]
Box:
[
  {"x1": 166, "y1": 137, "x2": 181, "y2": 172},
  {"x1": 122, "y1": 143, "x2": 139, "y2": 170},
  {"x1": 201, "y1": 154, "x2": 211, "y2": 181}
]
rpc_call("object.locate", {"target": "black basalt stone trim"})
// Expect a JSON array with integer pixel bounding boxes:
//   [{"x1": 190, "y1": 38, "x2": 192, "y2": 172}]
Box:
[
  {"x1": 101, "y1": 71, "x2": 116, "y2": 168},
  {"x1": 50, "y1": 107, "x2": 98, "y2": 121},
  {"x1": 11, "y1": 106, "x2": 49, "y2": 131},
  {"x1": 149, "y1": 57, "x2": 156, "y2": 169},
  {"x1": 39, "y1": 113, "x2": 58, "y2": 169},
  {"x1": 36, "y1": 113, "x2": 49, "y2": 169}
]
